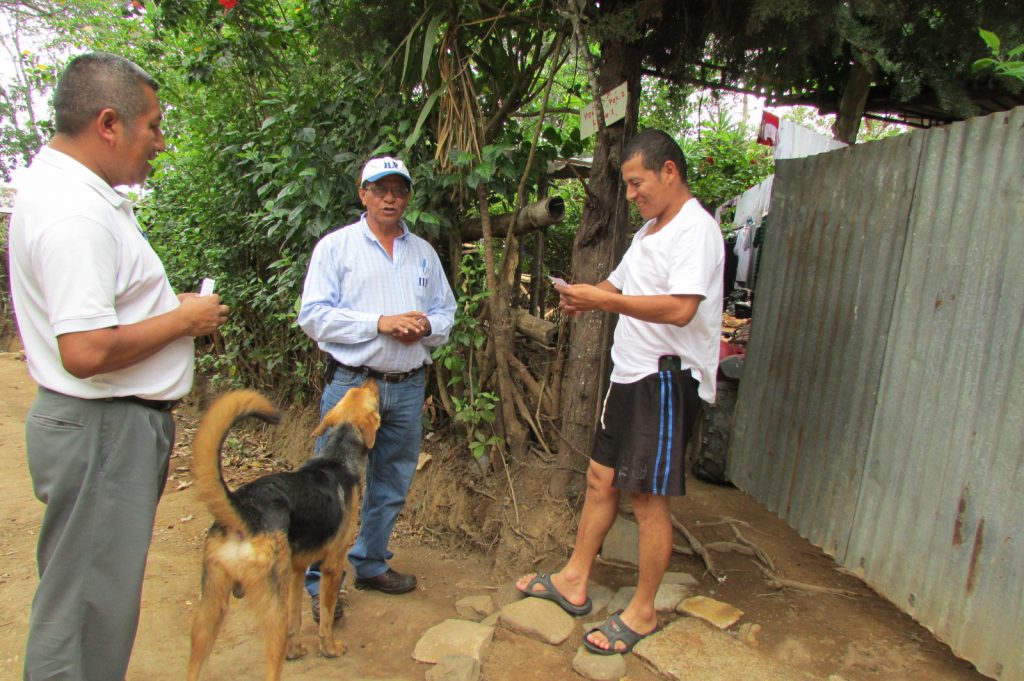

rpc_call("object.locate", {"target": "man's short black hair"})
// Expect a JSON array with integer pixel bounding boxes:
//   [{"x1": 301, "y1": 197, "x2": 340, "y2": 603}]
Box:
[
  {"x1": 53, "y1": 52, "x2": 159, "y2": 136},
  {"x1": 622, "y1": 129, "x2": 688, "y2": 184}
]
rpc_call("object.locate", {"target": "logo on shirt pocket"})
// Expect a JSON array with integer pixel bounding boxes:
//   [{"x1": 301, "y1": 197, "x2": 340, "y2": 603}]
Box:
[{"x1": 417, "y1": 257, "x2": 428, "y2": 288}]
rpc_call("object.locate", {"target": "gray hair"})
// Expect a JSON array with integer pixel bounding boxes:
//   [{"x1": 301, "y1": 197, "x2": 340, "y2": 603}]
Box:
[
  {"x1": 53, "y1": 53, "x2": 159, "y2": 135},
  {"x1": 622, "y1": 129, "x2": 688, "y2": 184}
]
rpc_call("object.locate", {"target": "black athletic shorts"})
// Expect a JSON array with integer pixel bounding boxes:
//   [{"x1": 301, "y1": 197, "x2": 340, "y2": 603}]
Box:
[{"x1": 592, "y1": 369, "x2": 701, "y2": 496}]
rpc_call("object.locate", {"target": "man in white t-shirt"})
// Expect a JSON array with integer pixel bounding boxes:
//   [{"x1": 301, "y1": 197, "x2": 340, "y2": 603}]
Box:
[
  {"x1": 8, "y1": 53, "x2": 228, "y2": 681},
  {"x1": 517, "y1": 129, "x2": 723, "y2": 656}
]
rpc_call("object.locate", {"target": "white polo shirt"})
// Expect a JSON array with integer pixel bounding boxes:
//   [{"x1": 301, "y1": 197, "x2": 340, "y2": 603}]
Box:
[
  {"x1": 9, "y1": 147, "x2": 194, "y2": 400},
  {"x1": 608, "y1": 198, "x2": 724, "y2": 402}
]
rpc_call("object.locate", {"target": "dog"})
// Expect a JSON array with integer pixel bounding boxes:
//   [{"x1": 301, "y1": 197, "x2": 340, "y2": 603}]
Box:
[{"x1": 186, "y1": 381, "x2": 380, "y2": 681}]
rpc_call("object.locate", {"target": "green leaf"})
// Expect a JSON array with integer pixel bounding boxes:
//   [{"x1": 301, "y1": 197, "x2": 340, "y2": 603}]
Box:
[
  {"x1": 404, "y1": 89, "x2": 441, "y2": 152},
  {"x1": 421, "y1": 14, "x2": 443, "y2": 84},
  {"x1": 972, "y1": 58, "x2": 997, "y2": 72},
  {"x1": 979, "y1": 28, "x2": 1000, "y2": 53}
]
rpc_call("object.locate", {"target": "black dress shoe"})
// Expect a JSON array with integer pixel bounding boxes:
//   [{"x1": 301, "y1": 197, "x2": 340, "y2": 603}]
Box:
[{"x1": 354, "y1": 568, "x2": 417, "y2": 594}]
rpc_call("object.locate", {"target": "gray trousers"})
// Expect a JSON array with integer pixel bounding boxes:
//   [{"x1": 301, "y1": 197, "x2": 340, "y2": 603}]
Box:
[{"x1": 24, "y1": 388, "x2": 173, "y2": 681}]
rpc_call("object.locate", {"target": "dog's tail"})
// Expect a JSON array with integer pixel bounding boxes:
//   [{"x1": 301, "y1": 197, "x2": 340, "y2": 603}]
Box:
[{"x1": 191, "y1": 389, "x2": 282, "y2": 534}]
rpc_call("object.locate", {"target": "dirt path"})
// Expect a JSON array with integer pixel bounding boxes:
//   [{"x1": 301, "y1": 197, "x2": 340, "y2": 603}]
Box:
[{"x1": 0, "y1": 353, "x2": 989, "y2": 681}]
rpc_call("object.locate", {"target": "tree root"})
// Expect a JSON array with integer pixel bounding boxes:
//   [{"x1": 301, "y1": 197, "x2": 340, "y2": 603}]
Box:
[
  {"x1": 671, "y1": 514, "x2": 724, "y2": 582},
  {"x1": 756, "y1": 564, "x2": 860, "y2": 598},
  {"x1": 672, "y1": 514, "x2": 859, "y2": 597}
]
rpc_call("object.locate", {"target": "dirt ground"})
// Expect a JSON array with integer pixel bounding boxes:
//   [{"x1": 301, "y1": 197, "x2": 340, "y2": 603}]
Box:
[{"x1": 0, "y1": 352, "x2": 990, "y2": 681}]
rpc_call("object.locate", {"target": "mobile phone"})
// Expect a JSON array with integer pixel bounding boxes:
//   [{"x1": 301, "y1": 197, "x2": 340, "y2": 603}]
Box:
[
  {"x1": 199, "y1": 278, "x2": 216, "y2": 296},
  {"x1": 548, "y1": 275, "x2": 569, "y2": 288},
  {"x1": 658, "y1": 355, "x2": 681, "y2": 372}
]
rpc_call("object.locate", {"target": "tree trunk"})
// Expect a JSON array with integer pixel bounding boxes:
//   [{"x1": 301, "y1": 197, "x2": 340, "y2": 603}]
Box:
[
  {"x1": 476, "y1": 184, "x2": 529, "y2": 464},
  {"x1": 833, "y1": 57, "x2": 876, "y2": 144},
  {"x1": 550, "y1": 40, "x2": 642, "y2": 498}
]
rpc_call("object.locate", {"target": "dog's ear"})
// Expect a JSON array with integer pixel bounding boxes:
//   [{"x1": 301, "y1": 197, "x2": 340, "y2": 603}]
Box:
[
  {"x1": 310, "y1": 380, "x2": 382, "y2": 440},
  {"x1": 359, "y1": 410, "x2": 381, "y2": 449},
  {"x1": 359, "y1": 379, "x2": 380, "y2": 448}
]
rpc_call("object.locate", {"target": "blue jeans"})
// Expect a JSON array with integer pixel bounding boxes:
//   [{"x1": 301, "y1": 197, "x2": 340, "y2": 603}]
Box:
[{"x1": 306, "y1": 366, "x2": 425, "y2": 595}]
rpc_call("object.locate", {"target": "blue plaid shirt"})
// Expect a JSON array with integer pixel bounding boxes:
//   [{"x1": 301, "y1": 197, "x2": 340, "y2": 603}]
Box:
[{"x1": 298, "y1": 214, "x2": 456, "y2": 373}]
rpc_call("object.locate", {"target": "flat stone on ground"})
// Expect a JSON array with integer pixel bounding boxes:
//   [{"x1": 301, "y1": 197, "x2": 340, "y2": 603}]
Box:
[
  {"x1": 454, "y1": 594, "x2": 494, "y2": 620},
  {"x1": 662, "y1": 571, "x2": 699, "y2": 586},
  {"x1": 588, "y1": 583, "x2": 615, "y2": 614},
  {"x1": 424, "y1": 654, "x2": 481, "y2": 681},
  {"x1": 599, "y1": 515, "x2": 639, "y2": 565},
  {"x1": 572, "y1": 646, "x2": 628, "y2": 681},
  {"x1": 678, "y1": 595, "x2": 744, "y2": 629},
  {"x1": 654, "y1": 582, "x2": 693, "y2": 612},
  {"x1": 498, "y1": 598, "x2": 575, "y2": 645},
  {"x1": 412, "y1": 619, "x2": 493, "y2": 664},
  {"x1": 605, "y1": 586, "x2": 636, "y2": 615},
  {"x1": 635, "y1": 619, "x2": 815, "y2": 681}
]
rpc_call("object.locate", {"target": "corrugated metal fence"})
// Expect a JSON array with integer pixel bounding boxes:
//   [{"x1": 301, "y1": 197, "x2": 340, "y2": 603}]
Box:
[{"x1": 729, "y1": 106, "x2": 1024, "y2": 680}]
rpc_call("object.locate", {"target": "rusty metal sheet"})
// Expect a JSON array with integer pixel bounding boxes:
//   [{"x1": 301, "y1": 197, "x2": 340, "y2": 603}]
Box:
[{"x1": 728, "y1": 107, "x2": 1024, "y2": 679}]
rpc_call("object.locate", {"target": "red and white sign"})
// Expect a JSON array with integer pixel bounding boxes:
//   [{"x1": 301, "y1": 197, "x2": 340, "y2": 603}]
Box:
[{"x1": 757, "y1": 111, "x2": 780, "y2": 147}]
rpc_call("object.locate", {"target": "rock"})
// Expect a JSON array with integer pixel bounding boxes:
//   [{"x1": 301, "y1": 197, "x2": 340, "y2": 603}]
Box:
[
  {"x1": 599, "y1": 515, "x2": 638, "y2": 565},
  {"x1": 581, "y1": 616, "x2": 604, "y2": 637},
  {"x1": 424, "y1": 655, "x2": 480, "y2": 681},
  {"x1": 677, "y1": 595, "x2": 744, "y2": 629},
  {"x1": 605, "y1": 586, "x2": 636, "y2": 615},
  {"x1": 739, "y1": 622, "x2": 763, "y2": 646},
  {"x1": 480, "y1": 612, "x2": 500, "y2": 627},
  {"x1": 494, "y1": 581, "x2": 524, "y2": 608},
  {"x1": 572, "y1": 646, "x2": 628, "y2": 680},
  {"x1": 498, "y1": 598, "x2": 575, "y2": 645},
  {"x1": 412, "y1": 619, "x2": 493, "y2": 664},
  {"x1": 654, "y1": 582, "x2": 692, "y2": 612},
  {"x1": 635, "y1": 619, "x2": 814, "y2": 680},
  {"x1": 662, "y1": 571, "x2": 698, "y2": 586},
  {"x1": 454, "y1": 595, "x2": 494, "y2": 620},
  {"x1": 588, "y1": 583, "x2": 615, "y2": 614}
]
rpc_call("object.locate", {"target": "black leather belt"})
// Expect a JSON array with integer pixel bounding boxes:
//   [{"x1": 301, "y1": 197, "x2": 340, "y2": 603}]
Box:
[
  {"x1": 40, "y1": 386, "x2": 178, "y2": 412},
  {"x1": 335, "y1": 362, "x2": 423, "y2": 383},
  {"x1": 108, "y1": 395, "x2": 179, "y2": 411}
]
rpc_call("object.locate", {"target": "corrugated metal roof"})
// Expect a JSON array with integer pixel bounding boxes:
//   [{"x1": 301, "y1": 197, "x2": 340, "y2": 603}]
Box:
[{"x1": 729, "y1": 106, "x2": 1024, "y2": 679}]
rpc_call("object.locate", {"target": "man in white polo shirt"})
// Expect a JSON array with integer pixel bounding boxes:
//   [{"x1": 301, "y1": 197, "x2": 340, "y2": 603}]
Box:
[
  {"x1": 8, "y1": 53, "x2": 228, "y2": 680},
  {"x1": 517, "y1": 129, "x2": 724, "y2": 657}
]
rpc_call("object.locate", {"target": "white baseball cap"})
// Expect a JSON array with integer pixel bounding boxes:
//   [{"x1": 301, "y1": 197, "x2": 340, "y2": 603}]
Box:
[{"x1": 360, "y1": 156, "x2": 412, "y2": 185}]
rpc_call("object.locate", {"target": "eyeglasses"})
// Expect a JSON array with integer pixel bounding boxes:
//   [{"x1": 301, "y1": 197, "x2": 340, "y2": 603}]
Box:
[{"x1": 363, "y1": 182, "x2": 411, "y2": 198}]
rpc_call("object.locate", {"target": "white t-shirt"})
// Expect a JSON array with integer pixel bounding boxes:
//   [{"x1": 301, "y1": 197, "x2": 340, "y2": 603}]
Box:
[
  {"x1": 9, "y1": 147, "x2": 194, "y2": 400},
  {"x1": 608, "y1": 198, "x2": 724, "y2": 402}
]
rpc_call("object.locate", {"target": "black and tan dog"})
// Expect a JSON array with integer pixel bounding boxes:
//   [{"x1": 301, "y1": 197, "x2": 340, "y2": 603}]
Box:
[{"x1": 186, "y1": 381, "x2": 380, "y2": 681}]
